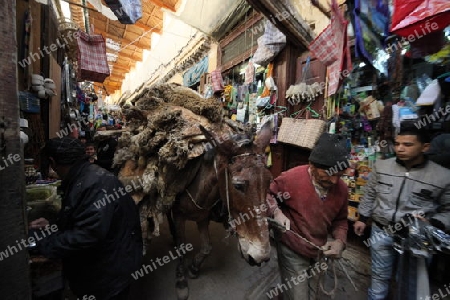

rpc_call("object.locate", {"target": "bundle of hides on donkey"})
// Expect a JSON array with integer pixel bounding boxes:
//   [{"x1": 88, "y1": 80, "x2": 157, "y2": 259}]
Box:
[{"x1": 114, "y1": 83, "x2": 249, "y2": 237}]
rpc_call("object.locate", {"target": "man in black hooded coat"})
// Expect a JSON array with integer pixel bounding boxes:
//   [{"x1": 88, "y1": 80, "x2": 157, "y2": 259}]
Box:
[{"x1": 30, "y1": 137, "x2": 142, "y2": 300}]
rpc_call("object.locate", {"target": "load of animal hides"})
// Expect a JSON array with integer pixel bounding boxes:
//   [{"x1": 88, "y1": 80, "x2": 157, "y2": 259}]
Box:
[{"x1": 113, "y1": 83, "x2": 248, "y2": 238}]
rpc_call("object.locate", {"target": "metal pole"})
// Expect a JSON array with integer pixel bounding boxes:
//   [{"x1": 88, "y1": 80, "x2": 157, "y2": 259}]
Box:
[{"x1": 82, "y1": 0, "x2": 90, "y2": 34}]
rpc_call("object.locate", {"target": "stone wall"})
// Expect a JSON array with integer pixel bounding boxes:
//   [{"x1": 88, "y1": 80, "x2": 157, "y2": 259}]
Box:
[{"x1": 0, "y1": 0, "x2": 32, "y2": 299}]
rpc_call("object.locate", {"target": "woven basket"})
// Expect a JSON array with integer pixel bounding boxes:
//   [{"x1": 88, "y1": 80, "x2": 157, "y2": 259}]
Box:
[{"x1": 277, "y1": 118, "x2": 326, "y2": 149}]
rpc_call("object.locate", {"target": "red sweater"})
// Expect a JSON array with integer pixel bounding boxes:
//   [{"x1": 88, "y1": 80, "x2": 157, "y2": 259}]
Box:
[{"x1": 267, "y1": 165, "x2": 349, "y2": 258}]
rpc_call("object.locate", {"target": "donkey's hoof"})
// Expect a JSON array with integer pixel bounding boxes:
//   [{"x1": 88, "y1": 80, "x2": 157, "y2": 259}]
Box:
[
  {"x1": 175, "y1": 282, "x2": 189, "y2": 300},
  {"x1": 188, "y1": 265, "x2": 200, "y2": 279}
]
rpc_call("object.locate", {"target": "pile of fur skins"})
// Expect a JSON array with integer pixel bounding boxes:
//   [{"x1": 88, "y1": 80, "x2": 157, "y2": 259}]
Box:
[{"x1": 114, "y1": 83, "x2": 245, "y2": 242}]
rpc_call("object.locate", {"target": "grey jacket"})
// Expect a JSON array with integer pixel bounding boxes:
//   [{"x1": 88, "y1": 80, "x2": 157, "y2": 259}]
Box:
[{"x1": 358, "y1": 157, "x2": 450, "y2": 230}]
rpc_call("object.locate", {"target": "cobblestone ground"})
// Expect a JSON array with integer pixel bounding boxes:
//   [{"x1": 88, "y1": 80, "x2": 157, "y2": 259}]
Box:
[
  {"x1": 125, "y1": 220, "x2": 373, "y2": 300},
  {"x1": 60, "y1": 220, "x2": 450, "y2": 300}
]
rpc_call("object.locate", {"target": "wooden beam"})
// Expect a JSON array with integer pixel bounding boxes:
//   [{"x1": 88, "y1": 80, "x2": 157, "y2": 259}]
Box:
[
  {"x1": 113, "y1": 62, "x2": 133, "y2": 69},
  {"x1": 102, "y1": 33, "x2": 150, "y2": 51},
  {"x1": 107, "y1": 76, "x2": 124, "y2": 82},
  {"x1": 109, "y1": 77, "x2": 125, "y2": 83},
  {"x1": 146, "y1": 0, "x2": 176, "y2": 12},
  {"x1": 133, "y1": 22, "x2": 162, "y2": 33},
  {"x1": 118, "y1": 51, "x2": 143, "y2": 61},
  {"x1": 109, "y1": 64, "x2": 130, "y2": 72}
]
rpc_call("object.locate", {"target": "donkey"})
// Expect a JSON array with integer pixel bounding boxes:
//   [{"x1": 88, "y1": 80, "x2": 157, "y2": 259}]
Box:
[{"x1": 170, "y1": 121, "x2": 274, "y2": 300}]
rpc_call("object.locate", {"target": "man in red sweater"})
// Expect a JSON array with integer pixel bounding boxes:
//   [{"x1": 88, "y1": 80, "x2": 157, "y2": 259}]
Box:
[{"x1": 267, "y1": 133, "x2": 349, "y2": 299}]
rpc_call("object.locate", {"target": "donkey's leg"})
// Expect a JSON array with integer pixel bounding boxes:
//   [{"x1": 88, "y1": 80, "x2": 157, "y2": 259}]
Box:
[
  {"x1": 166, "y1": 210, "x2": 177, "y2": 246},
  {"x1": 173, "y1": 213, "x2": 189, "y2": 300},
  {"x1": 188, "y1": 219, "x2": 212, "y2": 279}
]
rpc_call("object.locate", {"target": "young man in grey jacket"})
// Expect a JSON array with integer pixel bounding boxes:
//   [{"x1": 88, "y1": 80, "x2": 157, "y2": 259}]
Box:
[{"x1": 354, "y1": 122, "x2": 450, "y2": 300}]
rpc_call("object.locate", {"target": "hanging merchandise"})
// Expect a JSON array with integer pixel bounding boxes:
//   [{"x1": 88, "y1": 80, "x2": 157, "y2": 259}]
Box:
[
  {"x1": 183, "y1": 56, "x2": 209, "y2": 87},
  {"x1": 256, "y1": 96, "x2": 271, "y2": 108},
  {"x1": 309, "y1": 0, "x2": 352, "y2": 96},
  {"x1": 257, "y1": 63, "x2": 278, "y2": 106},
  {"x1": 286, "y1": 57, "x2": 324, "y2": 105},
  {"x1": 252, "y1": 21, "x2": 286, "y2": 66},
  {"x1": 105, "y1": 0, "x2": 142, "y2": 24},
  {"x1": 277, "y1": 106, "x2": 327, "y2": 149},
  {"x1": 350, "y1": 0, "x2": 390, "y2": 75},
  {"x1": 236, "y1": 102, "x2": 247, "y2": 123},
  {"x1": 416, "y1": 79, "x2": 442, "y2": 106},
  {"x1": 390, "y1": 0, "x2": 450, "y2": 38},
  {"x1": 309, "y1": 0, "x2": 348, "y2": 67},
  {"x1": 260, "y1": 63, "x2": 274, "y2": 98},
  {"x1": 76, "y1": 30, "x2": 110, "y2": 83},
  {"x1": 19, "y1": 91, "x2": 40, "y2": 114},
  {"x1": 211, "y1": 69, "x2": 225, "y2": 93},
  {"x1": 425, "y1": 36, "x2": 450, "y2": 65},
  {"x1": 245, "y1": 61, "x2": 255, "y2": 85},
  {"x1": 359, "y1": 95, "x2": 384, "y2": 120}
]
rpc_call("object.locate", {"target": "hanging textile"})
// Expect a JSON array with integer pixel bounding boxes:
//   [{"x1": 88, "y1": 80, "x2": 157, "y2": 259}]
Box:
[
  {"x1": 104, "y1": 0, "x2": 142, "y2": 24},
  {"x1": 350, "y1": 0, "x2": 390, "y2": 75},
  {"x1": 183, "y1": 56, "x2": 209, "y2": 87},
  {"x1": 308, "y1": 2, "x2": 347, "y2": 67},
  {"x1": 390, "y1": 0, "x2": 450, "y2": 38},
  {"x1": 210, "y1": 69, "x2": 224, "y2": 93},
  {"x1": 309, "y1": 0, "x2": 352, "y2": 96},
  {"x1": 77, "y1": 30, "x2": 110, "y2": 83}
]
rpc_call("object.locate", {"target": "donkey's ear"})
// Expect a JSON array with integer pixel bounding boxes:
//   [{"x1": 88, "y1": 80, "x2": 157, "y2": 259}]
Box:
[
  {"x1": 199, "y1": 124, "x2": 237, "y2": 155},
  {"x1": 253, "y1": 119, "x2": 273, "y2": 153}
]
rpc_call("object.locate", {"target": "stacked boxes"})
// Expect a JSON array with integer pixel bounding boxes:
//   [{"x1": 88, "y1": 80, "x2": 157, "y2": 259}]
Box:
[{"x1": 342, "y1": 150, "x2": 373, "y2": 221}]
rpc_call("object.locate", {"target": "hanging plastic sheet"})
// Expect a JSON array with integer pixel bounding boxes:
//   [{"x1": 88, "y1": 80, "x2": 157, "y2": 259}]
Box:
[
  {"x1": 252, "y1": 21, "x2": 286, "y2": 65},
  {"x1": 390, "y1": 0, "x2": 450, "y2": 38}
]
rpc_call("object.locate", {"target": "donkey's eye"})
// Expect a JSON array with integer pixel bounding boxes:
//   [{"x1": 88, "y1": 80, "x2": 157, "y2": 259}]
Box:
[{"x1": 232, "y1": 180, "x2": 247, "y2": 192}]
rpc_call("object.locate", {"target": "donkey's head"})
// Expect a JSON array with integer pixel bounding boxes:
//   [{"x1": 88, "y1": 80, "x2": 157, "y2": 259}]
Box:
[{"x1": 200, "y1": 121, "x2": 273, "y2": 265}]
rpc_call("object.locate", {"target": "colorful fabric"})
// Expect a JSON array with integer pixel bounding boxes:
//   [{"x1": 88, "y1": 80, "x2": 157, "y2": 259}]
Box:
[
  {"x1": 308, "y1": 13, "x2": 345, "y2": 66},
  {"x1": 210, "y1": 69, "x2": 224, "y2": 92},
  {"x1": 77, "y1": 30, "x2": 110, "y2": 83},
  {"x1": 183, "y1": 56, "x2": 209, "y2": 87},
  {"x1": 351, "y1": 0, "x2": 390, "y2": 74},
  {"x1": 104, "y1": 0, "x2": 142, "y2": 24},
  {"x1": 309, "y1": 0, "x2": 352, "y2": 96}
]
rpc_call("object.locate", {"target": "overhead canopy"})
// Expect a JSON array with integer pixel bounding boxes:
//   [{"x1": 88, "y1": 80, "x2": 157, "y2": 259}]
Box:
[{"x1": 171, "y1": 0, "x2": 249, "y2": 39}]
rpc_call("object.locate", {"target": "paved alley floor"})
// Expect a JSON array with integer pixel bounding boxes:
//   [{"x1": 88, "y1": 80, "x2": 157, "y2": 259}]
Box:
[{"x1": 127, "y1": 219, "x2": 371, "y2": 300}]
